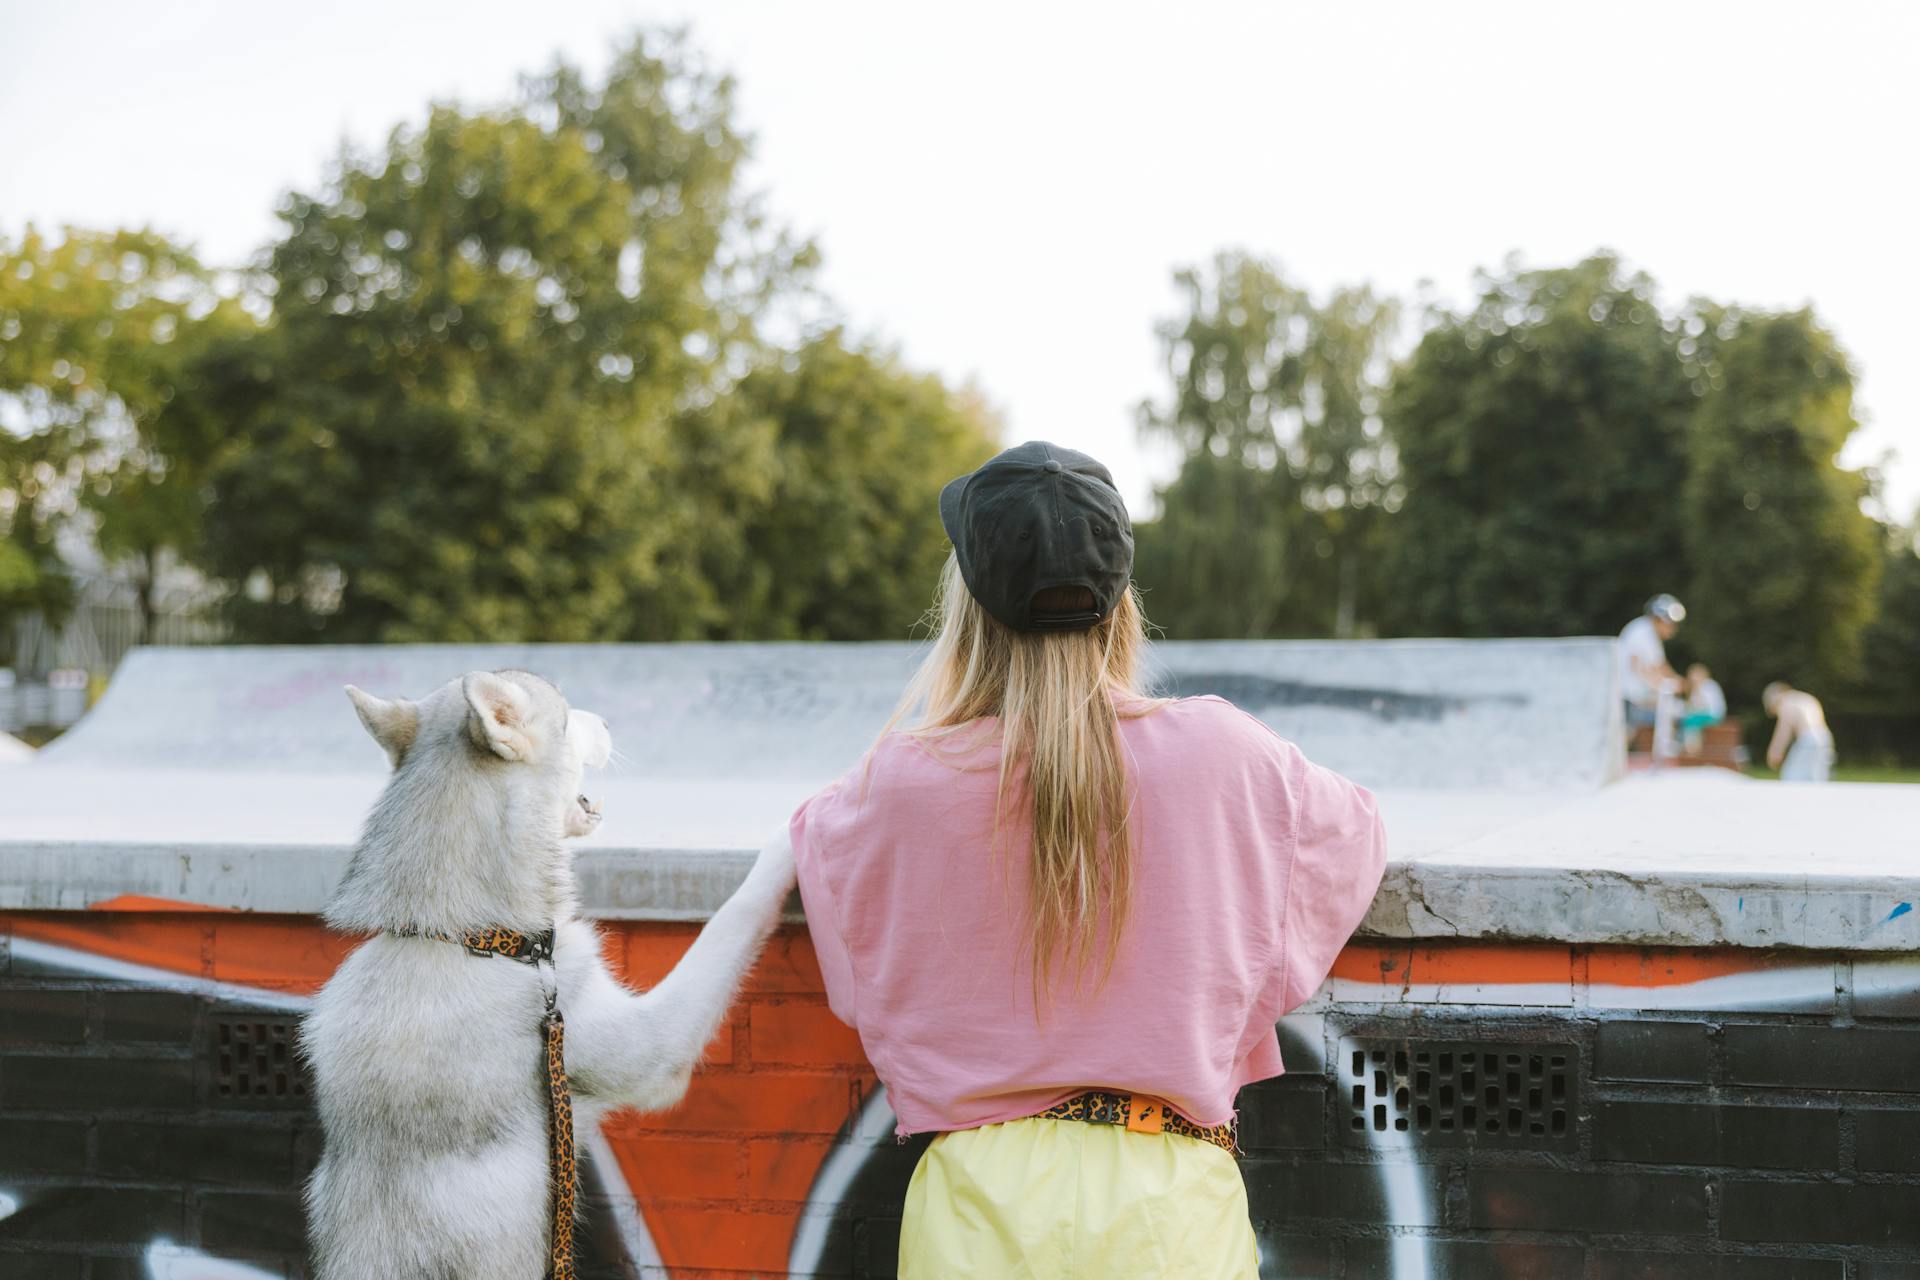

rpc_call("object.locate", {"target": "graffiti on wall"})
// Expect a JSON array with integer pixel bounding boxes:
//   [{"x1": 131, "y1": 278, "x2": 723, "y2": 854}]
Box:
[{"x1": 4, "y1": 905, "x2": 1916, "y2": 1277}]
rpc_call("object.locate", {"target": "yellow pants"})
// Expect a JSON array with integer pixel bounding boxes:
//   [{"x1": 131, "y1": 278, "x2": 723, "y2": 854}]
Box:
[{"x1": 898, "y1": 1116, "x2": 1261, "y2": 1279}]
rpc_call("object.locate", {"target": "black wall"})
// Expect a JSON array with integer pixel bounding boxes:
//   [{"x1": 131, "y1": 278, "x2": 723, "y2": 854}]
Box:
[{"x1": 5, "y1": 942, "x2": 1920, "y2": 1278}]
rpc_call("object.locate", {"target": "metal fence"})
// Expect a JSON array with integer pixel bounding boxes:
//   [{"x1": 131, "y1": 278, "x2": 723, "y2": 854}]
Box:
[
  {"x1": 8, "y1": 600, "x2": 226, "y2": 679},
  {"x1": 3, "y1": 594, "x2": 225, "y2": 735}
]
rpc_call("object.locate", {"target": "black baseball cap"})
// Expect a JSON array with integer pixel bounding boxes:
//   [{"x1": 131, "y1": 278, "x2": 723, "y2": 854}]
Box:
[{"x1": 938, "y1": 441, "x2": 1135, "y2": 632}]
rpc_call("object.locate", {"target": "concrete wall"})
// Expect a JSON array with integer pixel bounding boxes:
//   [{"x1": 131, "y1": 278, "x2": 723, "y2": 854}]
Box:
[
  {"x1": 5, "y1": 909, "x2": 1919, "y2": 1279},
  {"x1": 39, "y1": 638, "x2": 1626, "y2": 791}
]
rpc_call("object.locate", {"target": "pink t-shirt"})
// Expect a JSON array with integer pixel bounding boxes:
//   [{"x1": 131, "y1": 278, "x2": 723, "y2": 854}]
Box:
[{"x1": 789, "y1": 695, "x2": 1387, "y2": 1135}]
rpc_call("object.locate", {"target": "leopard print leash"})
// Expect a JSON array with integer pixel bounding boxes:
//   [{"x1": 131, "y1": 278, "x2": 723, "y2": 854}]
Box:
[{"x1": 392, "y1": 925, "x2": 577, "y2": 1280}]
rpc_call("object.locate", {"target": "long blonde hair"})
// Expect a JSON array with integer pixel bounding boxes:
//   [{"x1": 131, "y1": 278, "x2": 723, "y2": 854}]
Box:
[{"x1": 893, "y1": 553, "x2": 1158, "y2": 996}]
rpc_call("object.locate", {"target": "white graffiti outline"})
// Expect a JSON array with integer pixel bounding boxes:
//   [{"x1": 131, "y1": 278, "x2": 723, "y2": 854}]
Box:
[
  {"x1": 787, "y1": 1083, "x2": 899, "y2": 1275},
  {"x1": 143, "y1": 1238, "x2": 284, "y2": 1279}
]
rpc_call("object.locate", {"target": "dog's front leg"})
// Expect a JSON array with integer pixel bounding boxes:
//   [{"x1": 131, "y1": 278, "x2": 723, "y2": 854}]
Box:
[{"x1": 563, "y1": 826, "x2": 795, "y2": 1111}]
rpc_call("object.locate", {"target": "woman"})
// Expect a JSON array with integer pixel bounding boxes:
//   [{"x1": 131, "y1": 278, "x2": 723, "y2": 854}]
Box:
[{"x1": 790, "y1": 441, "x2": 1387, "y2": 1277}]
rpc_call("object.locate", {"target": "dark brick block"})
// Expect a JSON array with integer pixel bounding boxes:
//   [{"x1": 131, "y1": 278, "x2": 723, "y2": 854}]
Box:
[
  {"x1": 97, "y1": 1118, "x2": 298, "y2": 1185},
  {"x1": 92, "y1": 1256, "x2": 300, "y2": 1280},
  {"x1": 293, "y1": 1121, "x2": 325, "y2": 1171},
  {"x1": 1589, "y1": 1251, "x2": 1843, "y2": 1279},
  {"x1": 99, "y1": 990, "x2": 202, "y2": 1044},
  {"x1": 1, "y1": 940, "x2": 115, "y2": 980},
  {"x1": 1859, "y1": 1263, "x2": 1920, "y2": 1280},
  {"x1": 0, "y1": 1251, "x2": 84, "y2": 1279},
  {"x1": 1255, "y1": 1233, "x2": 1338, "y2": 1278},
  {"x1": 819, "y1": 1137, "x2": 930, "y2": 1213},
  {"x1": 1722, "y1": 1180, "x2": 1920, "y2": 1247},
  {"x1": 0, "y1": 1053, "x2": 195, "y2": 1111},
  {"x1": 1346, "y1": 1238, "x2": 1581, "y2": 1280},
  {"x1": 1854, "y1": 958, "x2": 1920, "y2": 1019},
  {"x1": 0, "y1": 1186, "x2": 184, "y2": 1243},
  {"x1": 791, "y1": 1209, "x2": 858, "y2": 1277},
  {"x1": 1726, "y1": 1024, "x2": 1920, "y2": 1093},
  {"x1": 1461, "y1": 1168, "x2": 1709, "y2": 1235},
  {"x1": 1244, "y1": 1160, "x2": 1447, "y2": 1227},
  {"x1": 200, "y1": 1190, "x2": 309, "y2": 1252},
  {"x1": 572, "y1": 1194, "x2": 653, "y2": 1278},
  {"x1": 1594, "y1": 1098, "x2": 1838, "y2": 1170},
  {"x1": 1238, "y1": 1080, "x2": 1326, "y2": 1152},
  {"x1": 1595, "y1": 1020, "x2": 1712, "y2": 1082},
  {"x1": 0, "y1": 990, "x2": 87, "y2": 1045},
  {"x1": 0, "y1": 1119, "x2": 88, "y2": 1174},
  {"x1": 854, "y1": 1213, "x2": 901, "y2": 1278},
  {"x1": 1857, "y1": 1109, "x2": 1920, "y2": 1174}
]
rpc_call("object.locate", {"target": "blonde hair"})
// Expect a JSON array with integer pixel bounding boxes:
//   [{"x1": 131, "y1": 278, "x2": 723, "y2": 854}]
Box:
[{"x1": 892, "y1": 554, "x2": 1160, "y2": 998}]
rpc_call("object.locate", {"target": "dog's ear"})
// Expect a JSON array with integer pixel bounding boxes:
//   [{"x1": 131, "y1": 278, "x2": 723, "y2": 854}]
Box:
[
  {"x1": 345, "y1": 685, "x2": 419, "y2": 768},
  {"x1": 463, "y1": 671, "x2": 535, "y2": 762}
]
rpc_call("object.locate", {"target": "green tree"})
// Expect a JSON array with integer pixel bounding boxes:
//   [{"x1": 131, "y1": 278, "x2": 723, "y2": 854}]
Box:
[
  {"x1": 199, "y1": 32, "x2": 808, "y2": 642},
  {"x1": 0, "y1": 227, "x2": 236, "y2": 637},
  {"x1": 1680, "y1": 306, "x2": 1882, "y2": 696},
  {"x1": 1845, "y1": 523, "x2": 1920, "y2": 699},
  {"x1": 669, "y1": 333, "x2": 1000, "y2": 639},
  {"x1": 1135, "y1": 253, "x2": 1397, "y2": 637},
  {"x1": 1384, "y1": 253, "x2": 1696, "y2": 637},
  {"x1": 1828, "y1": 526, "x2": 1920, "y2": 764}
]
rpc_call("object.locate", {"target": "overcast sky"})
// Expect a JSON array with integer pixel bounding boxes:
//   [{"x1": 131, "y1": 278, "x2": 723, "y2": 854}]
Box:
[{"x1": 5, "y1": 0, "x2": 1915, "y2": 517}]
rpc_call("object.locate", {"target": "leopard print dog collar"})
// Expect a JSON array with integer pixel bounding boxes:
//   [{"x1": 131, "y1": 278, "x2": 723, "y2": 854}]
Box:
[{"x1": 392, "y1": 925, "x2": 577, "y2": 1280}]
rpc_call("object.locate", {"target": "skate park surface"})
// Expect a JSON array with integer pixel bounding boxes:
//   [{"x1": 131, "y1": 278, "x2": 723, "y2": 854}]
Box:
[{"x1": 2, "y1": 639, "x2": 1915, "y2": 951}]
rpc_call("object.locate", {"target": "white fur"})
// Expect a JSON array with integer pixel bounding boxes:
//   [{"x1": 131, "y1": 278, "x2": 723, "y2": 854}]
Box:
[{"x1": 304, "y1": 670, "x2": 794, "y2": 1280}]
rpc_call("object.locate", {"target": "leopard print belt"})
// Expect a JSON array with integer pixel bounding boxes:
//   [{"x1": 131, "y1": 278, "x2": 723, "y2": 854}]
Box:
[
  {"x1": 392, "y1": 925, "x2": 576, "y2": 1280},
  {"x1": 1037, "y1": 1089, "x2": 1239, "y2": 1157}
]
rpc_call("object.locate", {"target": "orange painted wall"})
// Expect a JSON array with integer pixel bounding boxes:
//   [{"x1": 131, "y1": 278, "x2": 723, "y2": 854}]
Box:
[{"x1": 4, "y1": 910, "x2": 873, "y2": 1276}]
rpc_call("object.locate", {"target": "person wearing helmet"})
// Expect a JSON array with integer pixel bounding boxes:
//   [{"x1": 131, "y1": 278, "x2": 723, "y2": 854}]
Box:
[
  {"x1": 1763, "y1": 681, "x2": 1835, "y2": 782},
  {"x1": 1619, "y1": 595, "x2": 1686, "y2": 760},
  {"x1": 788, "y1": 441, "x2": 1387, "y2": 1278}
]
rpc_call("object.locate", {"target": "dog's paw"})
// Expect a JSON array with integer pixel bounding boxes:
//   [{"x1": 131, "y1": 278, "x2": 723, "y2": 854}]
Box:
[{"x1": 564, "y1": 794, "x2": 603, "y2": 838}]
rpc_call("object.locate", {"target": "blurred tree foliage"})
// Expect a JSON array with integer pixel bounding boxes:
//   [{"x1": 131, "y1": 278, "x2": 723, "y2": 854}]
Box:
[
  {"x1": 674, "y1": 334, "x2": 999, "y2": 640},
  {"x1": 1142, "y1": 249, "x2": 1892, "y2": 721},
  {"x1": 1134, "y1": 253, "x2": 1397, "y2": 637},
  {"x1": 1680, "y1": 306, "x2": 1882, "y2": 695},
  {"x1": 0, "y1": 228, "x2": 245, "y2": 637},
  {"x1": 1847, "y1": 526, "x2": 1920, "y2": 709},
  {"x1": 1383, "y1": 254, "x2": 1696, "y2": 636},
  {"x1": 160, "y1": 31, "x2": 991, "y2": 643}
]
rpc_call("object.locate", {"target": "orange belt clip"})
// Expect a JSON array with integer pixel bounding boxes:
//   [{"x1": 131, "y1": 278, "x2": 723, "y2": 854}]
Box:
[{"x1": 1124, "y1": 1093, "x2": 1168, "y2": 1135}]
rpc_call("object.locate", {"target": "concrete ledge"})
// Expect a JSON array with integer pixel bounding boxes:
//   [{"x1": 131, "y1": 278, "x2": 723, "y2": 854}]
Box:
[{"x1": 7, "y1": 776, "x2": 1915, "y2": 951}]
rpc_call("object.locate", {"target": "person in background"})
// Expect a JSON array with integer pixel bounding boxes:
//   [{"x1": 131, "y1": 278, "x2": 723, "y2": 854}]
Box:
[
  {"x1": 1763, "y1": 681, "x2": 1836, "y2": 782},
  {"x1": 1618, "y1": 595, "x2": 1686, "y2": 759},
  {"x1": 789, "y1": 441, "x2": 1387, "y2": 1278},
  {"x1": 1678, "y1": 664, "x2": 1726, "y2": 757}
]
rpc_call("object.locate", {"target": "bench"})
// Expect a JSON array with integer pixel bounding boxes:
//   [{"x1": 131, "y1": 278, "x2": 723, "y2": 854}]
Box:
[{"x1": 1628, "y1": 716, "x2": 1747, "y2": 771}]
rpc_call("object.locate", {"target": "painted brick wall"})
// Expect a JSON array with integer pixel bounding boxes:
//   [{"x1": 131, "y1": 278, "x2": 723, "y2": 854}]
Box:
[{"x1": 3, "y1": 910, "x2": 1919, "y2": 1278}]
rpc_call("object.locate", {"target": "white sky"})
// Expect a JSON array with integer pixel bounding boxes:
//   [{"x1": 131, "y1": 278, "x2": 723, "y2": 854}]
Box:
[{"x1": 4, "y1": 0, "x2": 1916, "y2": 518}]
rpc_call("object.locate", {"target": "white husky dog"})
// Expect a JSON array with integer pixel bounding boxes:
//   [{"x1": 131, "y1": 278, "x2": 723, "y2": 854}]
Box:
[{"x1": 303, "y1": 669, "x2": 794, "y2": 1279}]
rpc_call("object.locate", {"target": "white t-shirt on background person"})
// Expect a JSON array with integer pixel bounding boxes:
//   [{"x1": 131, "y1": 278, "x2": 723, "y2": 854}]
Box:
[{"x1": 1617, "y1": 615, "x2": 1667, "y2": 705}]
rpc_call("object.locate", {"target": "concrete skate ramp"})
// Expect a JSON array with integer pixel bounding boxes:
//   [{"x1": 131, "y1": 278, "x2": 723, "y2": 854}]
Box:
[{"x1": 43, "y1": 638, "x2": 1620, "y2": 792}]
